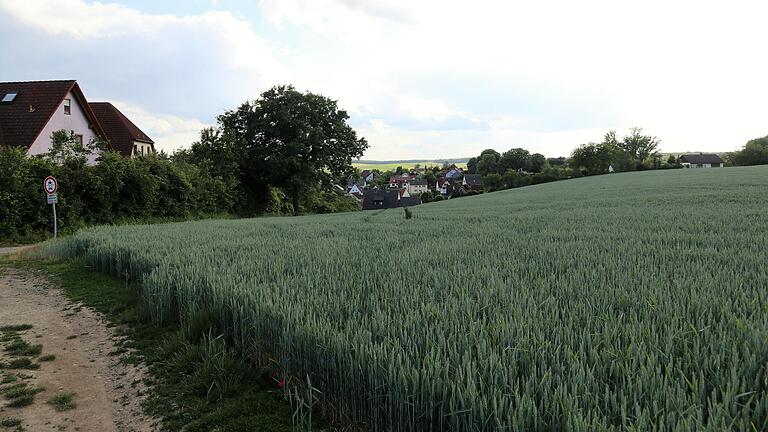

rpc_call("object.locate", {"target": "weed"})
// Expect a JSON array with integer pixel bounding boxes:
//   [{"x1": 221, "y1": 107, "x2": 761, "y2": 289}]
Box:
[
  {"x1": 2, "y1": 383, "x2": 44, "y2": 408},
  {"x1": 47, "y1": 392, "x2": 76, "y2": 411},
  {"x1": 3, "y1": 358, "x2": 39, "y2": 370},
  {"x1": 0, "y1": 374, "x2": 17, "y2": 384},
  {"x1": 37, "y1": 354, "x2": 56, "y2": 362},
  {"x1": 0, "y1": 417, "x2": 22, "y2": 427},
  {"x1": 0, "y1": 325, "x2": 32, "y2": 332},
  {"x1": 4, "y1": 340, "x2": 42, "y2": 357}
]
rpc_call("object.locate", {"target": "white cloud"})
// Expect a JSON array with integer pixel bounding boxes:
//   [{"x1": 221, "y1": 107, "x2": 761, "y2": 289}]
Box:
[
  {"x1": 2, "y1": 0, "x2": 767, "y2": 158},
  {"x1": 109, "y1": 101, "x2": 210, "y2": 153}
]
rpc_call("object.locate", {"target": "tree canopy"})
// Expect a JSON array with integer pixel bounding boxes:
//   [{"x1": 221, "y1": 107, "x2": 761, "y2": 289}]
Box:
[{"x1": 184, "y1": 85, "x2": 368, "y2": 214}]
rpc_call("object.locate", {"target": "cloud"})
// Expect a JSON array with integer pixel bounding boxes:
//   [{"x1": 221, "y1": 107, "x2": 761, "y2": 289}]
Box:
[
  {"x1": 0, "y1": 0, "x2": 287, "y2": 150},
  {"x1": 2, "y1": 0, "x2": 767, "y2": 159},
  {"x1": 109, "y1": 101, "x2": 210, "y2": 152}
]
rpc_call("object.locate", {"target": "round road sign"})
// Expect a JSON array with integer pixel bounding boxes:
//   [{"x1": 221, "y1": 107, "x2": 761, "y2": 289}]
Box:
[{"x1": 44, "y1": 176, "x2": 58, "y2": 195}]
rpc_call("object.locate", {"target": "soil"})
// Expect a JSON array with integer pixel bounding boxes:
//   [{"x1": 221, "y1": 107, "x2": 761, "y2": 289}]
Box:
[{"x1": 0, "y1": 261, "x2": 157, "y2": 431}]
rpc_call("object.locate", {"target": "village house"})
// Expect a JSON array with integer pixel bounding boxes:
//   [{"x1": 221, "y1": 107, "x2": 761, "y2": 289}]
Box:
[
  {"x1": 0, "y1": 80, "x2": 107, "y2": 162},
  {"x1": 389, "y1": 174, "x2": 415, "y2": 189},
  {"x1": 445, "y1": 168, "x2": 464, "y2": 179},
  {"x1": 436, "y1": 177, "x2": 454, "y2": 195},
  {"x1": 362, "y1": 188, "x2": 422, "y2": 210},
  {"x1": 360, "y1": 170, "x2": 375, "y2": 185},
  {"x1": 408, "y1": 179, "x2": 429, "y2": 195},
  {"x1": 461, "y1": 174, "x2": 483, "y2": 191},
  {"x1": 0, "y1": 80, "x2": 154, "y2": 161},
  {"x1": 89, "y1": 102, "x2": 155, "y2": 157},
  {"x1": 346, "y1": 182, "x2": 365, "y2": 197},
  {"x1": 678, "y1": 153, "x2": 725, "y2": 168}
]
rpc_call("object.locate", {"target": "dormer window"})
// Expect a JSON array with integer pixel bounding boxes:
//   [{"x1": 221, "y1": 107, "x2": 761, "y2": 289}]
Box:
[{"x1": 63, "y1": 98, "x2": 71, "y2": 115}]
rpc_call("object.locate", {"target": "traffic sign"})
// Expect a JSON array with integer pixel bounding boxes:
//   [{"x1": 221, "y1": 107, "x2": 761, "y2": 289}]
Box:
[
  {"x1": 47, "y1": 193, "x2": 58, "y2": 204},
  {"x1": 44, "y1": 176, "x2": 58, "y2": 195}
]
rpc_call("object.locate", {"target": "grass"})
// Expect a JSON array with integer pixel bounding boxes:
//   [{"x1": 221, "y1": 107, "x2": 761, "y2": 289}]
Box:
[
  {"x1": 42, "y1": 165, "x2": 768, "y2": 430},
  {"x1": 0, "y1": 358, "x2": 39, "y2": 370},
  {"x1": 0, "y1": 326, "x2": 32, "y2": 333},
  {"x1": 7, "y1": 259, "x2": 321, "y2": 432},
  {"x1": 37, "y1": 354, "x2": 55, "y2": 362},
  {"x1": 1, "y1": 383, "x2": 44, "y2": 408},
  {"x1": 47, "y1": 392, "x2": 76, "y2": 411},
  {"x1": 0, "y1": 417, "x2": 21, "y2": 428},
  {"x1": 3, "y1": 340, "x2": 42, "y2": 357}
]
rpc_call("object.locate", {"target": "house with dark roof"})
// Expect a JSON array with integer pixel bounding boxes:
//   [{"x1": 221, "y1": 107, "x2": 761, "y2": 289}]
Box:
[
  {"x1": 0, "y1": 80, "x2": 155, "y2": 161},
  {"x1": 360, "y1": 170, "x2": 375, "y2": 184},
  {"x1": 0, "y1": 80, "x2": 108, "y2": 162},
  {"x1": 361, "y1": 188, "x2": 422, "y2": 210},
  {"x1": 678, "y1": 153, "x2": 724, "y2": 168},
  {"x1": 89, "y1": 102, "x2": 155, "y2": 157},
  {"x1": 436, "y1": 177, "x2": 454, "y2": 195},
  {"x1": 461, "y1": 174, "x2": 483, "y2": 191}
]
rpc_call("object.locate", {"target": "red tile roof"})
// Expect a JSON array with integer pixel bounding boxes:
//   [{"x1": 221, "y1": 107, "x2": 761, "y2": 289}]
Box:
[
  {"x1": 89, "y1": 102, "x2": 154, "y2": 157},
  {"x1": 0, "y1": 80, "x2": 107, "y2": 151}
]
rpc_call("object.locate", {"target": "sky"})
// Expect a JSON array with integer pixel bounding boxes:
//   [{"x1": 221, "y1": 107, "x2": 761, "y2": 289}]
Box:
[{"x1": 1, "y1": 0, "x2": 766, "y2": 159}]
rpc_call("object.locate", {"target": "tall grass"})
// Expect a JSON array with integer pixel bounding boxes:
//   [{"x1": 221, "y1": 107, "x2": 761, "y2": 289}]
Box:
[{"x1": 49, "y1": 166, "x2": 768, "y2": 430}]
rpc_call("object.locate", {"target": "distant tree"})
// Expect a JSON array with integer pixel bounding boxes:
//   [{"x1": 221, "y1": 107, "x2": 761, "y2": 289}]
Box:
[
  {"x1": 547, "y1": 157, "x2": 566, "y2": 167},
  {"x1": 730, "y1": 135, "x2": 768, "y2": 166},
  {"x1": 477, "y1": 153, "x2": 500, "y2": 176},
  {"x1": 618, "y1": 128, "x2": 660, "y2": 170},
  {"x1": 423, "y1": 171, "x2": 436, "y2": 186},
  {"x1": 420, "y1": 190, "x2": 434, "y2": 203},
  {"x1": 483, "y1": 173, "x2": 503, "y2": 191},
  {"x1": 499, "y1": 148, "x2": 530, "y2": 172},
  {"x1": 432, "y1": 194, "x2": 444, "y2": 202},
  {"x1": 502, "y1": 169, "x2": 519, "y2": 189},
  {"x1": 529, "y1": 153, "x2": 547, "y2": 173},
  {"x1": 395, "y1": 166, "x2": 404, "y2": 175},
  {"x1": 569, "y1": 142, "x2": 614, "y2": 175},
  {"x1": 466, "y1": 157, "x2": 478, "y2": 174}
]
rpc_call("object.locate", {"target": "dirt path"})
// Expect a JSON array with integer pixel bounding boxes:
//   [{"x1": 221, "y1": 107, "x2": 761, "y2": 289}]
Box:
[{"x1": 0, "y1": 266, "x2": 157, "y2": 432}]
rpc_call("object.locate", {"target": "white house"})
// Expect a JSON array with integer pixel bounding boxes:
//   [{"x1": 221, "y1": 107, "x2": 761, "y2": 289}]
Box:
[
  {"x1": 408, "y1": 179, "x2": 429, "y2": 195},
  {"x1": 0, "y1": 80, "x2": 154, "y2": 161},
  {"x1": 0, "y1": 80, "x2": 107, "y2": 163}
]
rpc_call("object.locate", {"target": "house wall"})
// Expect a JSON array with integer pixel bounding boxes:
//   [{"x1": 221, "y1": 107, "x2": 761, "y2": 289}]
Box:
[
  {"x1": 27, "y1": 90, "x2": 100, "y2": 163},
  {"x1": 132, "y1": 141, "x2": 154, "y2": 157},
  {"x1": 408, "y1": 184, "x2": 428, "y2": 194}
]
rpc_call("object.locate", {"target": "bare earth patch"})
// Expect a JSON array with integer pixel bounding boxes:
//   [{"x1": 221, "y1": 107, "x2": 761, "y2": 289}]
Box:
[{"x1": 0, "y1": 266, "x2": 156, "y2": 431}]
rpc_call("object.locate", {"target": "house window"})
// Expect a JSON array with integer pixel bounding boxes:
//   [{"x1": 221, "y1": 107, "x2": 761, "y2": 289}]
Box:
[
  {"x1": 63, "y1": 98, "x2": 71, "y2": 115},
  {"x1": 133, "y1": 144, "x2": 138, "y2": 156},
  {"x1": 74, "y1": 134, "x2": 83, "y2": 145}
]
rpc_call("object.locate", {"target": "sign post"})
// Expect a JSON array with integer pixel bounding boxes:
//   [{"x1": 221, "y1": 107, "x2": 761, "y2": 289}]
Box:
[{"x1": 43, "y1": 176, "x2": 58, "y2": 239}]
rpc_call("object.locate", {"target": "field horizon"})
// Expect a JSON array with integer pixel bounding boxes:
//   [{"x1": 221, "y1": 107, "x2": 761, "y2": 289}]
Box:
[{"x1": 48, "y1": 166, "x2": 768, "y2": 430}]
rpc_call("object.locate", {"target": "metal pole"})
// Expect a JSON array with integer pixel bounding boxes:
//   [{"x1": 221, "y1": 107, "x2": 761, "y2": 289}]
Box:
[{"x1": 52, "y1": 202, "x2": 57, "y2": 239}]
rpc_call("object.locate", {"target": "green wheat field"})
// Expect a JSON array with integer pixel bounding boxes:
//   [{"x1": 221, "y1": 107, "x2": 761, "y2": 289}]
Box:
[{"x1": 49, "y1": 166, "x2": 768, "y2": 431}]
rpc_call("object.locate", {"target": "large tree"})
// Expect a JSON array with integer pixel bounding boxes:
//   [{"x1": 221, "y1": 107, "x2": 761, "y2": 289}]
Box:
[
  {"x1": 617, "y1": 128, "x2": 660, "y2": 170},
  {"x1": 189, "y1": 85, "x2": 368, "y2": 215},
  {"x1": 499, "y1": 148, "x2": 530, "y2": 172}
]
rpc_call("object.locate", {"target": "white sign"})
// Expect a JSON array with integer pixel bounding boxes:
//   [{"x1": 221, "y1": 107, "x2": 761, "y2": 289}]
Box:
[
  {"x1": 44, "y1": 176, "x2": 58, "y2": 195},
  {"x1": 47, "y1": 193, "x2": 58, "y2": 204}
]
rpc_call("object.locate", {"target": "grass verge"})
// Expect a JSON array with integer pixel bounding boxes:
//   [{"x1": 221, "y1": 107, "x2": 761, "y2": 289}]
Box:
[{"x1": 7, "y1": 258, "x2": 322, "y2": 432}]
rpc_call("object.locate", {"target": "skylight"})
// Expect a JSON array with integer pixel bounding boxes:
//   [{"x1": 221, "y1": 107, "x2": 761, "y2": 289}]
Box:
[{"x1": 1, "y1": 92, "x2": 17, "y2": 103}]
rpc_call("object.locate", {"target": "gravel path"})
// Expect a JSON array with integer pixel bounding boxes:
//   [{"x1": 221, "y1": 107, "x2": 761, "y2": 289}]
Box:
[{"x1": 0, "y1": 266, "x2": 157, "y2": 431}]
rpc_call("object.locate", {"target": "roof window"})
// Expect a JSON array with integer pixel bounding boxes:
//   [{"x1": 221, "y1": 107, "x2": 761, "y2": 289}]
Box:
[{"x1": 1, "y1": 92, "x2": 17, "y2": 103}]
